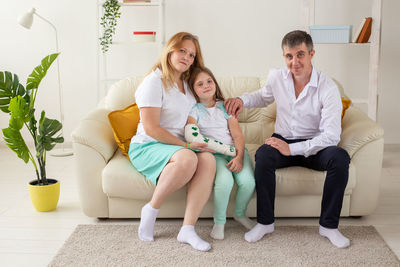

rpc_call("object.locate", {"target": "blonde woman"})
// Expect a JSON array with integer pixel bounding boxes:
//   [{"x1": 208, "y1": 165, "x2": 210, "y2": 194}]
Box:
[{"x1": 129, "y1": 32, "x2": 216, "y2": 252}]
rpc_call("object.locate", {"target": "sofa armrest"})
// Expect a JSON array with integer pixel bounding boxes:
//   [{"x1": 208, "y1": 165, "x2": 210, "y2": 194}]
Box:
[
  {"x1": 339, "y1": 106, "x2": 384, "y2": 216},
  {"x1": 339, "y1": 106, "x2": 384, "y2": 158},
  {"x1": 71, "y1": 108, "x2": 118, "y2": 218},
  {"x1": 71, "y1": 108, "x2": 118, "y2": 163}
]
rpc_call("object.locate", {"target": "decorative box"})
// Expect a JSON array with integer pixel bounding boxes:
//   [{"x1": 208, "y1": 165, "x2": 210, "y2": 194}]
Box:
[
  {"x1": 133, "y1": 31, "x2": 156, "y2": 42},
  {"x1": 309, "y1": 25, "x2": 352, "y2": 43}
]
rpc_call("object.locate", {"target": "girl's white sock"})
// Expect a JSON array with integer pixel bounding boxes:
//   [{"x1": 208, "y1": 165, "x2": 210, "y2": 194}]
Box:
[
  {"x1": 319, "y1": 225, "x2": 350, "y2": 248},
  {"x1": 234, "y1": 216, "x2": 256, "y2": 230},
  {"x1": 177, "y1": 225, "x2": 211, "y2": 252},
  {"x1": 210, "y1": 224, "x2": 225, "y2": 240},
  {"x1": 138, "y1": 203, "x2": 159, "y2": 241},
  {"x1": 244, "y1": 223, "x2": 274, "y2": 242}
]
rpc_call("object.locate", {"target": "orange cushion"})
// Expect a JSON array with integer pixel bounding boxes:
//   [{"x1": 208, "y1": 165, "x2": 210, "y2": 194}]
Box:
[
  {"x1": 341, "y1": 97, "x2": 351, "y2": 120},
  {"x1": 108, "y1": 103, "x2": 140, "y2": 158}
]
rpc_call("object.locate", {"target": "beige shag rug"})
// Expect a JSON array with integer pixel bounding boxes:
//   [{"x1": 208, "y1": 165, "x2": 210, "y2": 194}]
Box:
[{"x1": 49, "y1": 224, "x2": 400, "y2": 267}]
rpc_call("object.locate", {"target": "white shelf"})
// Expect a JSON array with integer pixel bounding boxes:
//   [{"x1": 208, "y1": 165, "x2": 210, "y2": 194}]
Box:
[
  {"x1": 314, "y1": 42, "x2": 371, "y2": 46},
  {"x1": 302, "y1": 0, "x2": 382, "y2": 121},
  {"x1": 96, "y1": 0, "x2": 164, "y2": 101},
  {"x1": 97, "y1": 1, "x2": 160, "y2": 6},
  {"x1": 120, "y1": 3, "x2": 161, "y2": 7},
  {"x1": 111, "y1": 41, "x2": 160, "y2": 45}
]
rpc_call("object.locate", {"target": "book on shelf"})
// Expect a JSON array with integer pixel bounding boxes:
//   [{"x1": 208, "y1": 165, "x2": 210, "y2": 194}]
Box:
[
  {"x1": 352, "y1": 18, "x2": 366, "y2": 43},
  {"x1": 355, "y1": 17, "x2": 373, "y2": 43}
]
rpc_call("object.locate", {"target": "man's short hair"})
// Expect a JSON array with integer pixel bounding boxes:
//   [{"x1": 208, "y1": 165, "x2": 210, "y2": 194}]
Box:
[{"x1": 281, "y1": 30, "x2": 314, "y2": 52}]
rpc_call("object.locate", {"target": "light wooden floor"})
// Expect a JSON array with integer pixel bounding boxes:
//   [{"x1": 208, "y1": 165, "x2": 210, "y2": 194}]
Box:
[{"x1": 0, "y1": 145, "x2": 399, "y2": 266}]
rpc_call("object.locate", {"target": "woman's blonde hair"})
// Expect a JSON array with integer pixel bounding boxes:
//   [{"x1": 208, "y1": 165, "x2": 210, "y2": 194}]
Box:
[
  {"x1": 149, "y1": 32, "x2": 204, "y2": 89},
  {"x1": 188, "y1": 67, "x2": 225, "y2": 103}
]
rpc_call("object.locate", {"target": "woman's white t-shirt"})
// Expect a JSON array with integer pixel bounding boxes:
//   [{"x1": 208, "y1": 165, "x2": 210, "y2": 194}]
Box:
[{"x1": 131, "y1": 69, "x2": 196, "y2": 143}]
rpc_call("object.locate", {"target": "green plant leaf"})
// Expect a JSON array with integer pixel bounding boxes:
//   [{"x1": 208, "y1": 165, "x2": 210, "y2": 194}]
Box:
[
  {"x1": 8, "y1": 96, "x2": 31, "y2": 124},
  {"x1": 100, "y1": 0, "x2": 121, "y2": 53},
  {"x1": 37, "y1": 111, "x2": 64, "y2": 155},
  {"x1": 2, "y1": 127, "x2": 30, "y2": 163},
  {"x1": 26, "y1": 53, "x2": 59, "y2": 91},
  {"x1": 0, "y1": 71, "x2": 27, "y2": 113}
]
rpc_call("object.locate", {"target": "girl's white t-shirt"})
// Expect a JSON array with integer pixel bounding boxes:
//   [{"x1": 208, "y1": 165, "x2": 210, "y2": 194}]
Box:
[
  {"x1": 131, "y1": 69, "x2": 196, "y2": 143},
  {"x1": 189, "y1": 101, "x2": 234, "y2": 145}
]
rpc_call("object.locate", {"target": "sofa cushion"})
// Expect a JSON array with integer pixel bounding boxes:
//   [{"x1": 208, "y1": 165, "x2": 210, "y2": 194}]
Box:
[
  {"x1": 105, "y1": 77, "x2": 143, "y2": 111},
  {"x1": 275, "y1": 162, "x2": 356, "y2": 195},
  {"x1": 108, "y1": 103, "x2": 140, "y2": 157},
  {"x1": 246, "y1": 143, "x2": 356, "y2": 196},
  {"x1": 102, "y1": 150, "x2": 187, "y2": 201},
  {"x1": 102, "y1": 150, "x2": 155, "y2": 200},
  {"x1": 103, "y1": 145, "x2": 356, "y2": 200},
  {"x1": 341, "y1": 97, "x2": 351, "y2": 119}
]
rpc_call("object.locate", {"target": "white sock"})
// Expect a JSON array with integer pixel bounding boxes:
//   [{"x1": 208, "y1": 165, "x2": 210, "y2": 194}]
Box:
[
  {"x1": 234, "y1": 216, "x2": 256, "y2": 230},
  {"x1": 319, "y1": 225, "x2": 350, "y2": 248},
  {"x1": 244, "y1": 223, "x2": 274, "y2": 243},
  {"x1": 138, "y1": 203, "x2": 159, "y2": 242},
  {"x1": 210, "y1": 224, "x2": 225, "y2": 240},
  {"x1": 177, "y1": 225, "x2": 211, "y2": 252}
]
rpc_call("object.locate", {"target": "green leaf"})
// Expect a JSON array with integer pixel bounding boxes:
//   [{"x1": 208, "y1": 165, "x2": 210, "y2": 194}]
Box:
[
  {"x1": 8, "y1": 96, "x2": 31, "y2": 123},
  {"x1": 0, "y1": 71, "x2": 27, "y2": 113},
  {"x1": 99, "y1": 0, "x2": 121, "y2": 53},
  {"x1": 28, "y1": 108, "x2": 37, "y2": 138},
  {"x1": 37, "y1": 111, "x2": 64, "y2": 155},
  {"x1": 26, "y1": 53, "x2": 59, "y2": 91},
  {"x1": 2, "y1": 127, "x2": 30, "y2": 163}
]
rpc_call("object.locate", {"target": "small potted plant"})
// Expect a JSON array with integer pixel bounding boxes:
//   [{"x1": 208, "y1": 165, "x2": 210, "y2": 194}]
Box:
[
  {"x1": 99, "y1": 0, "x2": 121, "y2": 53},
  {"x1": 0, "y1": 53, "x2": 64, "y2": 212}
]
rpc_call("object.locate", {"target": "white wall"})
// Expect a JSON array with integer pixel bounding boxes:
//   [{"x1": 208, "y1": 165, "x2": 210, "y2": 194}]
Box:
[{"x1": 1, "y1": 0, "x2": 399, "y2": 144}]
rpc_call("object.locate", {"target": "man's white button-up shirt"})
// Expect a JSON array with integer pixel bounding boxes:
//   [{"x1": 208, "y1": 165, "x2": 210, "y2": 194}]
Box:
[{"x1": 240, "y1": 67, "x2": 342, "y2": 157}]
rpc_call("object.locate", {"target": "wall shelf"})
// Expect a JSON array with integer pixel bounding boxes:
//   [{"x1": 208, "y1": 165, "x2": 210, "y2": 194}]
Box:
[
  {"x1": 96, "y1": 0, "x2": 164, "y2": 101},
  {"x1": 302, "y1": 0, "x2": 382, "y2": 121}
]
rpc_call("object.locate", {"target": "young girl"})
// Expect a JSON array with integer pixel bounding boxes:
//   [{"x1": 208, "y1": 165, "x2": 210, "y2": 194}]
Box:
[{"x1": 185, "y1": 67, "x2": 256, "y2": 240}]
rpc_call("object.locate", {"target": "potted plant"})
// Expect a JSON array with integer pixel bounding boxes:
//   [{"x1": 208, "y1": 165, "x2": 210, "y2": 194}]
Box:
[
  {"x1": 0, "y1": 53, "x2": 64, "y2": 212},
  {"x1": 99, "y1": 0, "x2": 121, "y2": 53}
]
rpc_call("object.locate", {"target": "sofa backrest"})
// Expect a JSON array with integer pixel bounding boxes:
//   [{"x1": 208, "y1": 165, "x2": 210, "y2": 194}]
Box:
[
  {"x1": 217, "y1": 77, "x2": 275, "y2": 144},
  {"x1": 104, "y1": 76, "x2": 276, "y2": 144}
]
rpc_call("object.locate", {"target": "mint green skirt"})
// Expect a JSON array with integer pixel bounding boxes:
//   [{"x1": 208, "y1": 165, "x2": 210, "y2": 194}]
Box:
[{"x1": 129, "y1": 141, "x2": 185, "y2": 185}]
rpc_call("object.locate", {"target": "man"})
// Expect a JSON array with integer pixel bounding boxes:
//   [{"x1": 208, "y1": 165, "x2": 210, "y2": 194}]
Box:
[{"x1": 225, "y1": 30, "x2": 350, "y2": 248}]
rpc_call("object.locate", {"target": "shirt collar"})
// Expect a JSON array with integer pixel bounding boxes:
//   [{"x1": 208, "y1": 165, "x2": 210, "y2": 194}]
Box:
[
  {"x1": 283, "y1": 66, "x2": 318, "y2": 89},
  {"x1": 308, "y1": 67, "x2": 318, "y2": 89}
]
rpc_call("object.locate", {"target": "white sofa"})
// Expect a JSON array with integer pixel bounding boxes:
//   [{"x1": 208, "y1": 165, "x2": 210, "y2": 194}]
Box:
[{"x1": 72, "y1": 76, "x2": 384, "y2": 219}]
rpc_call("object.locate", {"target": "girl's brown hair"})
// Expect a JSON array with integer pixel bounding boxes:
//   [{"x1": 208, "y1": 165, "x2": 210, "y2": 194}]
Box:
[
  {"x1": 189, "y1": 67, "x2": 225, "y2": 103},
  {"x1": 149, "y1": 32, "x2": 204, "y2": 89}
]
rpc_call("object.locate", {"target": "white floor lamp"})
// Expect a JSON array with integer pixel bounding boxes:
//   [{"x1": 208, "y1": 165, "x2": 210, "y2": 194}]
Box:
[{"x1": 18, "y1": 8, "x2": 73, "y2": 157}]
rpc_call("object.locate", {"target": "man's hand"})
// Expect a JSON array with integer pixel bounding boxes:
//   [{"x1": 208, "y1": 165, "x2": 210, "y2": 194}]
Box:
[
  {"x1": 224, "y1": 97, "x2": 243, "y2": 118},
  {"x1": 265, "y1": 137, "x2": 290, "y2": 156}
]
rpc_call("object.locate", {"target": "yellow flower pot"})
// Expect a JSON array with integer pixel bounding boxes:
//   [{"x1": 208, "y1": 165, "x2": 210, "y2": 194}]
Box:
[{"x1": 28, "y1": 179, "x2": 60, "y2": 212}]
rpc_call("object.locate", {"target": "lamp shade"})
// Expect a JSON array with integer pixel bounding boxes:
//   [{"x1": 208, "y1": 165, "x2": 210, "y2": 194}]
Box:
[{"x1": 18, "y1": 8, "x2": 36, "y2": 29}]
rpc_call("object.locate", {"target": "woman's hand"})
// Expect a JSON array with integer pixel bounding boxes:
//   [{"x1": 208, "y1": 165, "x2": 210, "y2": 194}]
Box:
[
  {"x1": 226, "y1": 155, "x2": 243, "y2": 173},
  {"x1": 188, "y1": 142, "x2": 216, "y2": 153}
]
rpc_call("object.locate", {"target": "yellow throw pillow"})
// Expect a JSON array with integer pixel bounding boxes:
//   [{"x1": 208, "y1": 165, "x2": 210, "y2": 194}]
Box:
[
  {"x1": 341, "y1": 97, "x2": 351, "y2": 120},
  {"x1": 108, "y1": 103, "x2": 140, "y2": 158}
]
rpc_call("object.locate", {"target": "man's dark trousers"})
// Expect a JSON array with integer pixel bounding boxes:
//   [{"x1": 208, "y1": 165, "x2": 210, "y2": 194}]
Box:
[{"x1": 254, "y1": 133, "x2": 350, "y2": 228}]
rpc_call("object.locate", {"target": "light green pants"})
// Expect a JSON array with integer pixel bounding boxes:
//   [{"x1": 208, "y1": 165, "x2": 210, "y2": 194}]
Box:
[{"x1": 213, "y1": 149, "x2": 255, "y2": 225}]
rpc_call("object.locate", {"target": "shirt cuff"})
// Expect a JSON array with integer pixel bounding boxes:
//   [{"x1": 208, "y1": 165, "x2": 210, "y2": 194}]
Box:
[
  {"x1": 238, "y1": 95, "x2": 248, "y2": 108},
  {"x1": 289, "y1": 142, "x2": 306, "y2": 156}
]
